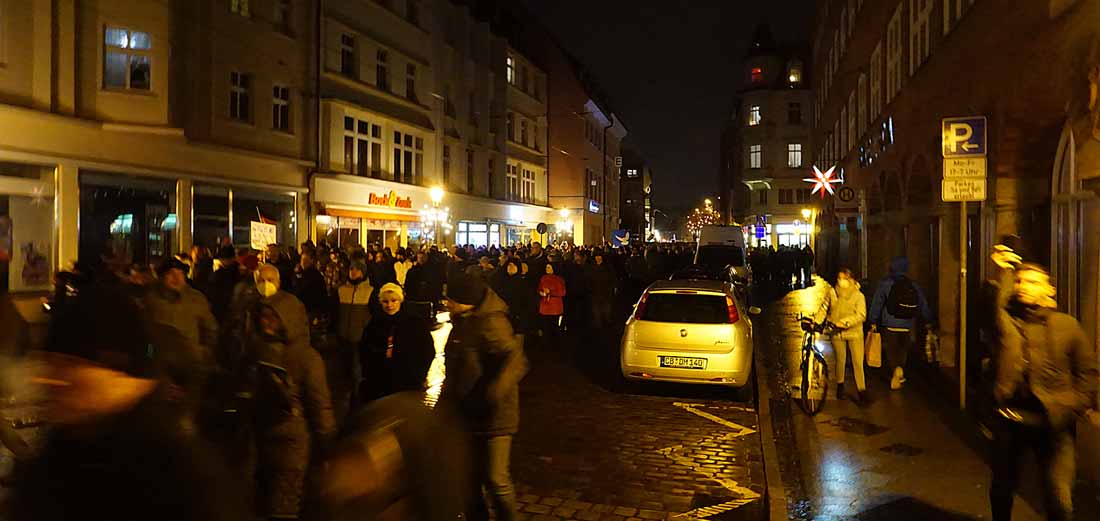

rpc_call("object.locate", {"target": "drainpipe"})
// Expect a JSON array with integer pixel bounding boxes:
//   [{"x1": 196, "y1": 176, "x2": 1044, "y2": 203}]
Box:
[{"x1": 602, "y1": 116, "x2": 613, "y2": 246}]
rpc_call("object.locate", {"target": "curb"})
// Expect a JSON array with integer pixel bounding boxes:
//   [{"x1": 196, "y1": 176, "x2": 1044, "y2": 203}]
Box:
[{"x1": 754, "y1": 348, "x2": 787, "y2": 521}]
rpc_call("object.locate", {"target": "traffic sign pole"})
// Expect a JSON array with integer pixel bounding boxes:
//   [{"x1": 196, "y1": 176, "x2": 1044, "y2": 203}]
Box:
[{"x1": 959, "y1": 201, "x2": 967, "y2": 410}]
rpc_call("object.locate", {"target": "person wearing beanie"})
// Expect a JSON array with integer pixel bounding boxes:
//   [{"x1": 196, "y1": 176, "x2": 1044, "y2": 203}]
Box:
[
  {"x1": 143, "y1": 257, "x2": 218, "y2": 385},
  {"x1": 440, "y1": 269, "x2": 528, "y2": 521}
]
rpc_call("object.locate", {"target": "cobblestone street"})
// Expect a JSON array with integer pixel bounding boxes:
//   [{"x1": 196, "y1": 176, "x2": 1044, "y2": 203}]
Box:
[{"x1": 511, "y1": 329, "x2": 765, "y2": 521}]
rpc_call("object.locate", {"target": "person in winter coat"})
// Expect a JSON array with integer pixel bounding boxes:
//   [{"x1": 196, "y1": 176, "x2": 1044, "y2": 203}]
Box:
[
  {"x1": 333, "y1": 261, "x2": 375, "y2": 419},
  {"x1": 371, "y1": 251, "x2": 398, "y2": 287},
  {"x1": 868, "y1": 256, "x2": 933, "y2": 390},
  {"x1": 358, "y1": 284, "x2": 436, "y2": 402},
  {"x1": 495, "y1": 258, "x2": 533, "y2": 334},
  {"x1": 590, "y1": 252, "x2": 618, "y2": 330},
  {"x1": 814, "y1": 268, "x2": 868, "y2": 404},
  {"x1": 394, "y1": 248, "x2": 414, "y2": 287},
  {"x1": 537, "y1": 263, "x2": 567, "y2": 347},
  {"x1": 292, "y1": 250, "x2": 330, "y2": 318},
  {"x1": 441, "y1": 270, "x2": 528, "y2": 521},
  {"x1": 988, "y1": 255, "x2": 1099, "y2": 521},
  {"x1": 208, "y1": 247, "x2": 242, "y2": 325},
  {"x1": 247, "y1": 299, "x2": 337, "y2": 519}
]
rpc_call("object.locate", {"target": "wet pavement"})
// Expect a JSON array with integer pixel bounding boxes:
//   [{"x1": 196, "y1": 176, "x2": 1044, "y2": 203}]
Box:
[
  {"x1": 511, "y1": 325, "x2": 765, "y2": 521},
  {"x1": 758, "y1": 278, "x2": 1043, "y2": 520}
]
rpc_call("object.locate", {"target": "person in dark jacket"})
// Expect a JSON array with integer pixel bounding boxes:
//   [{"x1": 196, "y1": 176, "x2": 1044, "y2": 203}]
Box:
[
  {"x1": 496, "y1": 258, "x2": 533, "y2": 334},
  {"x1": 371, "y1": 251, "x2": 398, "y2": 287},
  {"x1": 208, "y1": 247, "x2": 242, "y2": 325},
  {"x1": 988, "y1": 255, "x2": 1099, "y2": 521},
  {"x1": 441, "y1": 270, "x2": 528, "y2": 521},
  {"x1": 590, "y1": 252, "x2": 617, "y2": 330},
  {"x1": 292, "y1": 250, "x2": 329, "y2": 318},
  {"x1": 868, "y1": 256, "x2": 934, "y2": 390},
  {"x1": 358, "y1": 283, "x2": 435, "y2": 402},
  {"x1": 405, "y1": 252, "x2": 444, "y2": 305}
]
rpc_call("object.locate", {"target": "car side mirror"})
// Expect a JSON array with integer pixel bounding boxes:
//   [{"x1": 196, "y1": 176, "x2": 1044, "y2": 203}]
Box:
[{"x1": 748, "y1": 306, "x2": 762, "y2": 315}]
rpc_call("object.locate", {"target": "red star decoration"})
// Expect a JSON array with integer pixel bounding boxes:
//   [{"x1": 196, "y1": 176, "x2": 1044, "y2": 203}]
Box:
[{"x1": 803, "y1": 166, "x2": 843, "y2": 199}]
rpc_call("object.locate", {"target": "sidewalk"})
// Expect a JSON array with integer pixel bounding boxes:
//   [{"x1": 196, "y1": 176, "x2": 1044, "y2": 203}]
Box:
[{"x1": 757, "y1": 279, "x2": 1042, "y2": 520}]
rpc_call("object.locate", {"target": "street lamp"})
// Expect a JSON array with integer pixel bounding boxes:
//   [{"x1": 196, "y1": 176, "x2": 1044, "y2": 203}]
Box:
[
  {"x1": 430, "y1": 186, "x2": 444, "y2": 205},
  {"x1": 801, "y1": 208, "x2": 812, "y2": 220},
  {"x1": 421, "y1": 186, "x2": 448, "y2": 247},
  {"x1": 556, "y1": 208, "x2": 573, "y2": 242}
]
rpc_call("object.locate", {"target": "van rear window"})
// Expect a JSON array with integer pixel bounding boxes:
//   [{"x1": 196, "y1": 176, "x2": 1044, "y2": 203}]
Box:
[
  {"x1": 641, "y1": 293, "x2": 728, "y2": 323},
  {"x1": 696, "y1": 246, "x2": 744, "y2": 268}
]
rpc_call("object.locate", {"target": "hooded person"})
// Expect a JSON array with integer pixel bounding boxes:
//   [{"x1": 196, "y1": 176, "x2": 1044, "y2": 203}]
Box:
[
  {"x1": 440, "y1": 269, "x2": 528, "y2": 521},
  {"x1": 868, "y1": 256, "x2": 934, "y2": 390},
  {"x1": 814, "y1": 268, "x2": 868, "y2": 404}
]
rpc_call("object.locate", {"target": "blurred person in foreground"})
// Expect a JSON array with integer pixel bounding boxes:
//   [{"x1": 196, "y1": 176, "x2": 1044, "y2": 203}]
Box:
[
  {"x1": 358, "y1": 283, "x2": 435, "y2": 402},
  {"x1": 988, "y1": 251, "x2": 1098, "y2": 521},
  {"x1": 441, "y1": 269, "x2": 528, "y2": 521}
]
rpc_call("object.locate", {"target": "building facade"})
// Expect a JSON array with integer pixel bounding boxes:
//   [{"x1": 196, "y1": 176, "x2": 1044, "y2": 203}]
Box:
[
  {"x1": 811, "y1": 0, "x2": 1100, "y2": 478},
  {"x1": 723, "y1": 25, "x2": 817, "y2": 249},
  {"x1": 620, "y1": 147, "x2": 653, "y2": 243}
]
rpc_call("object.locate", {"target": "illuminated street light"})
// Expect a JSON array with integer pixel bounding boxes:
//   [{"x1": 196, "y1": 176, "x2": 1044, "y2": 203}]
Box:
[
  {"x1": 559, "y1": 208, "x2": 570, "y2": 219},
  {"x1": 430, "y1": 186, "x2": 445, "y2": 205},
  {"x1": 801, "y1": 208, "x2": 812, "y2": 220}
]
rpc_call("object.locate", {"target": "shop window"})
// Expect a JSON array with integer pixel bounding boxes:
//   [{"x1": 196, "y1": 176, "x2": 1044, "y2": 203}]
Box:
[
  {"x1": 193, "y1": 185, "x2": 230, "y2": 250},
  {"x1": 456, "y1": 221, "x2": 489, "y2": 248},
  {"x1": 317, "y1": 215, "x2": 361, "y2": 249},
  {"x1": 231, "y1": 189, "x2": 296, "y2": 250},
  {"x1": 79, "y1": 171, "x2": 176, "y2": 268},
  {"x1": 0, "y1": 163, "x2": 55, "y2": 293}
]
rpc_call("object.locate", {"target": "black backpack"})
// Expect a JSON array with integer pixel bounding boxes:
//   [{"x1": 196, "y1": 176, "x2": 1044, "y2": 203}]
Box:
[{"x1": 886, "y1": 276, "x2": 920, "y2": 319}]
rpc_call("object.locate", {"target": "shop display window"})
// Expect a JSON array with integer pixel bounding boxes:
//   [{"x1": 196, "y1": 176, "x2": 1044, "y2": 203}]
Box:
[
  {"x1": 80, "y1": 171, "x2": 176, "y2": 269},
  {"x1": 0, "y1": 163, "x2": 55, "y2": 293}
]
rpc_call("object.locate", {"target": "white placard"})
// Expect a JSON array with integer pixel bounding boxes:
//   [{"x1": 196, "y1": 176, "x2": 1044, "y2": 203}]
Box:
[{"x1": 250, "y1": 221, "x2": 277, "y2": 250}]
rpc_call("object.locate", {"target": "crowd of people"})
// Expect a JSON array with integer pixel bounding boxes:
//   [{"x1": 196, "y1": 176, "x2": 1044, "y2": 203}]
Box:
[
  {"x1": 748, "y1": 244, "x2": 815, "y2": 292},
  {"x1": 2, "y1": 237, "x2": 705, "y2": 521}
]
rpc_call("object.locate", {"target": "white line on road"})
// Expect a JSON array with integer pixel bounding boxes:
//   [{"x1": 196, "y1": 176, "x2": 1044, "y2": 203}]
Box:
[{"x1": 672, "y1": 402, "x2": 757, "y2": 437}]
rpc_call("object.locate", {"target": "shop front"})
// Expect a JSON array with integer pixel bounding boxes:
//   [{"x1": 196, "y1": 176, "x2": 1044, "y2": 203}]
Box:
[{"x1": 0, "y1": 162, "x2": 56, "y2": 295}]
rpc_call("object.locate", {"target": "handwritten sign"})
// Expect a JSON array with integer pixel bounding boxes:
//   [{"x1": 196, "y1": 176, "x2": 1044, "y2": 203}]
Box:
[{"x1": 250, "y1": 221, "x2": 277, "y2": 250}]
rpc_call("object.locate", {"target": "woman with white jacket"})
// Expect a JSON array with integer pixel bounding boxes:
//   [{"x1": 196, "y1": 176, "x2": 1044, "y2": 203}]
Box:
[{"x1": 814, "y1": 268, "x2": 868, "y2": 404}]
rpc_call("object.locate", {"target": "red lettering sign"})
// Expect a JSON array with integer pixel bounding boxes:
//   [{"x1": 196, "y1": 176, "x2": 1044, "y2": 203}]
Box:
[{"x1": 368, "y1": 191, "x2": 413, "y2": 209}]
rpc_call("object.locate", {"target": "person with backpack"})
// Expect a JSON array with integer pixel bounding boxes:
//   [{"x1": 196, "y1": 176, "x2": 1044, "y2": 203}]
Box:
[{"x1": 869, "y1": 256, "x2": 934, "y2": 390}]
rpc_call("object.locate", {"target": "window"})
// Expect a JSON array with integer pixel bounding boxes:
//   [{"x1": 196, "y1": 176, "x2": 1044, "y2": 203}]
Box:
[
  {"x1": 749, "y1": 144, "x2": 762, "y2": 169},
  {"x1": 779, "y1": 189, "x2": 793, "y2": 205},
  {"x1": 340, "y1": 34, "x2": 356, "y2": 77},
  {"x1": 750, "y1": 67, "x2": 763, "y2": 84},
  {"x1": 464, "y1": 149, "x2": 475, "y2": 193},
  {"x1": 376, "y1": 50, "x2": 389, "y2": 91},
  {"x1": 787, "y1": 60, "x2": 803, "y2": 85},
  {"x1": 944, "y1": 0, "x2": 975, "y2": 35},
  {"x1": 586, "y1": 168, "x2": 599, "y2": 201},
  {"x1": 857, "y1": 74, "x2": 868, "y2": 137},
  {"x1": 487, "y1": 158, "x2": 495, "y2": 198},
  {"x1": 787, "y1": 144, "x2": 803, "y2": 168},
  {"x1": 506, "y1": 113, "x2": 515, "y2": 141},
  {"x1": 626, "y1": 168, "x2": 639, "y2": 178},
  {"x1": 521, "y1": 65, "x2": 530, "y2": 93},
  {"x1": 443, "y1": 84, "x2": 455, "y2": 117},
  {"x1": 910, "y1": 0, "x2": 933, "y2": 75},
  {"x1": 506, "y1": 57, "x2": 515, "y2": 85},
  {"x1": 393, "y1": 131, "x2": 419, "y2": 184},
  {"x1": 797, "y1": 188, "x2": 811, "y2": 204},
  {"x1": 847, "y1": 92, "x2": 856, "y2": 154},
  {"x1": 229, "y1": 71, "x2": 251, "y2": 121},
  {"x1": 533, "y1": 78, "x2": 542, "y2": 101},
  {"x1": 406, "y1": 64, "x2": 417, "y2": 102},
  {"x1": 886, "y1": 4, "x2": 903, "y2": 102},
  {"x1": 757, "y1": 190, "x2": 768, "y2": 205},
  {"x1": 104, "y1": 27, "x2": 152, "y2": 91},
  {"x1": 520, "y1": 119, "x2": 528, "y2": 146},
  {"x1": 230, "y1": 0, "x2": 250, "y2": 17},
  {"x1": 788, "y1": 102, "x2": 802, "y2": 124},
  {"x1": 749, "y1": 105, "x2": 761, "y2": 126},
  {"x1": 407, "y1": 0, "x2": 420, "y2": 26},
  {"x1": 469, "y1": 91, "x2": 478, "y2": 128},
  {"x1": 274, "y1": 0, "x2": 292, "y2": 34},
  {"x1": 522, "y1": 168, "x2": 536, "y2": 203},
  {"x1": 442, "y1": 145, "x2": 451, "y2": 184},
  {"x1": 870, "y1": 43, "x2": 883, "y2": 120},
  {"x1": 272, "y1": 85, "x2": 290, "y2": 131},
  {"x1": 506, "y1": 163, "x2": 519, "y2": 200},
  {"x1": 343, "y1": 117, "x2": 384, "y2": 178}
]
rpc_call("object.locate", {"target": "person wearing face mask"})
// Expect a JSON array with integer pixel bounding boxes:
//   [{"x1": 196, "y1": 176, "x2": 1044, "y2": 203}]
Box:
[
  {"x1": 226, "y1": 264, "x2": 312, "y2": 363},
  {"x1": 988, "y1": 257, "x2": 1098, "y2": 521},
  {"x1": 358, "y1": 283, "x2": 435, "y2": 402},
  {"x1": 813, "y1": 268, "x2": 868, "y2": 404}
]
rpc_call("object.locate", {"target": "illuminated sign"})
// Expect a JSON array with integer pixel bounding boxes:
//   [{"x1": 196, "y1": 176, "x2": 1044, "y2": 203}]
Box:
[
  {"x1": 368, "y1": 190, "x2": 413, "y2": 209},
  {"x1": 803, "y1": 165, "x2": 843, "y2": 199},
  {"x1": 588, "y1": 200, "x2": 601, "y2": 214}
]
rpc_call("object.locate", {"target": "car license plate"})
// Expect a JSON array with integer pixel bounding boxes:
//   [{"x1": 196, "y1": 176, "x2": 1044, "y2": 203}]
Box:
[{"x1": 659, "y1": 356, "x2": 707, "y2": 369}]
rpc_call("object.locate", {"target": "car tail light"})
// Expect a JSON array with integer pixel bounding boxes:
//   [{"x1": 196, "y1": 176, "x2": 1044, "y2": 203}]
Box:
[
  {"x1": 726, "y1": 296, "x2": 740, "y2": 324},
  {"x1": 633, "y1": 291, "x2": 649, "y2": 320}
]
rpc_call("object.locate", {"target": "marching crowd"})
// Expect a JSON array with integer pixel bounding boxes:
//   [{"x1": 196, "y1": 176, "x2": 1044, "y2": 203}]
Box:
[{"x1": 1, "y1": 237, "x2": 704, "y2": 521}]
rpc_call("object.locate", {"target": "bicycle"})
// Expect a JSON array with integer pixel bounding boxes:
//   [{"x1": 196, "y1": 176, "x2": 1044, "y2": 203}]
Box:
[{"x1": 798, "y1": 316, "x2": 833, "y2": 415}]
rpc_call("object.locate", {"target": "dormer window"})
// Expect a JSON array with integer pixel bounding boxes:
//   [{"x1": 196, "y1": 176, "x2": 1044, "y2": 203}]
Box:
[{"x1": 787, "y1": 60, "x2": 803, "y2": 85}]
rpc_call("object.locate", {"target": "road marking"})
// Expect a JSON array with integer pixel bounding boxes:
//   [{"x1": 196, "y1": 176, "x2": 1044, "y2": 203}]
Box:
[{"x1": 660, "y1": 402, "x2": 762, "y2": 520}]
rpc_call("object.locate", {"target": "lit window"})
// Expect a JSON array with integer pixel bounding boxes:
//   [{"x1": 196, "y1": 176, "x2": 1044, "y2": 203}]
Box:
[
  {"x1": 751, "y1": 67, "x2": 763, "y2": 84},
  {"x1": 506, "y1": 56, "x2": 515, "y2": 85},
  {"x1": 230, "y1": 0, "x2": 250, "y2": 17},
  {"x1": 787, "y1": 60, "x2": 803, "y2": 84},
  {"x1": 272, "y1": 85, "x2": 290, "y2": 132},
  {"x1": 749, "y1": 144, "x2": 762, "y2": 169},
  {"x1": 522, "y1": 168, "x2": 536, "y2": 203},
  {"x1": 787, "y1": 144, "x2": 803, "y2": 168},
  {"x1": 393, "y1": 130, "x2": 420, "y2": 184},
  {"x1": 229, "y1": 71, "x2": 251, "y2": 122},
  {"x1": 909, "y1": 0, "x2": 934, "y2": 75},
  {"x1": 104, "y1": 27, "x2": 152, "y2": 91},
  {"x1": 749, "y1": 105, "x2": 762, "y2": 126},
  {"x1": 506, "y1": 163, "x2": 519, "y2": 201}
]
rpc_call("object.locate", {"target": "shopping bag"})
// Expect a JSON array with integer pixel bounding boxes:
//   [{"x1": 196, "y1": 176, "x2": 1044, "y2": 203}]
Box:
[
  {"x1": 866, "y1": 330, "x2": 882, "y2": 368},
  {"x1": 924, "y1": 329, "x2": 940, "y2": 364}
]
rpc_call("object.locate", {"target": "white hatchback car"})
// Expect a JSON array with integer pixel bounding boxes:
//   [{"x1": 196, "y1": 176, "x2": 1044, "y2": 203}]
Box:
[{"x1": 620, "y1": 280, "x2": 758, "y2": 398}]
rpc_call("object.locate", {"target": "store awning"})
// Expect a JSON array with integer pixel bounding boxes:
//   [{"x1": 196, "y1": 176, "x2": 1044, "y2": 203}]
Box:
[{"x1": 322, "y1": 206, "x2": 420, "y2": 222}]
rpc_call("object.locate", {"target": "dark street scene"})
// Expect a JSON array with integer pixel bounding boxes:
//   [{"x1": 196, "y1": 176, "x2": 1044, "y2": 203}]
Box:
[{"x1": 4, "y1": 1, "x2": 1100, "y2": 520}]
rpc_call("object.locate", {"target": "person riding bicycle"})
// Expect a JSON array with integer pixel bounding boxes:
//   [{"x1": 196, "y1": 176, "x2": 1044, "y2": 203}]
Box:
[{"x1": 814, "y1": 268, "x2": 868, "y2": 405}]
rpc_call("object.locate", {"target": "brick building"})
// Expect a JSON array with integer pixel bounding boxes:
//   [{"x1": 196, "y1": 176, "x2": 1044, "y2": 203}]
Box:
[{"x1": 812, "y1": 0, "x2": 1100, "y2": 478}]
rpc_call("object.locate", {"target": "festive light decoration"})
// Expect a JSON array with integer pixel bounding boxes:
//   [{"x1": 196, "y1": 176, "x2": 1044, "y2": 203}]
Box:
[
  {"x1": 686, "y1": 199, "x2": 721, "y2": 238},
  {"x1": 803, "y1": 165, "x2": 843, "y2": 199}
]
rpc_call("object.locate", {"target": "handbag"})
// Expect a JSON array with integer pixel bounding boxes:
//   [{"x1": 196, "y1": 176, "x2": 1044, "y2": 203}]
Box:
[{"x1": 866, "y1": 330, "x2": 883, "y2": 368}]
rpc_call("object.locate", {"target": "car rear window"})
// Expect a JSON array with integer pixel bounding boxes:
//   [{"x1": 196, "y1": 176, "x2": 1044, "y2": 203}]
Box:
[
  {"x1": 696, "y1": 246, "x2": 744, "y2": 268},
  {"x1": 641, "y1": 293, "x2": 728, "y2": 323}
]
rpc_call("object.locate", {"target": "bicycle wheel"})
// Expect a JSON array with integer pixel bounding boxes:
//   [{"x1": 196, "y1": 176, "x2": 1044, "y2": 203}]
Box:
[{"x1": 800, "y1": 352, "x2": 828, "y2": 415}]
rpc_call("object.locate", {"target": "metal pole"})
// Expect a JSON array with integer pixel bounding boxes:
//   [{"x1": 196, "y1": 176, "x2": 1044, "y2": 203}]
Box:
[{"x1": 960, "y1": 201, "x2": 968, "y2": 410}]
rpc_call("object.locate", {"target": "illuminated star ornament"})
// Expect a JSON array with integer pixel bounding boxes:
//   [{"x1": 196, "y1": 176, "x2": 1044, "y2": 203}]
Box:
[{"x1": 803, "y1": 165, "x2": 843, "y2": 199}]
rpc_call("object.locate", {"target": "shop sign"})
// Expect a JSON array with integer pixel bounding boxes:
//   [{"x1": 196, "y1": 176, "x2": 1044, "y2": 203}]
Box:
[
  {"x1": 588, "y1": 200, "x2": 602, "y2": 214},
  {"x1": 368, "y1": 190, "x2": 413, "y2": 209}
]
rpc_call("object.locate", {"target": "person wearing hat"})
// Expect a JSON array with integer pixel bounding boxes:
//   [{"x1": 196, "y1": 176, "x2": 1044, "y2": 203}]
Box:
[
  {"x1": 358, "y1": 283, "x2": 434, "y2": 402},
  {"x1": 143, "y1": 257, "x2": 219, "y2": 378},
  {"x1": 440, "y1": 269, "x2": 528, "y2": 521}
]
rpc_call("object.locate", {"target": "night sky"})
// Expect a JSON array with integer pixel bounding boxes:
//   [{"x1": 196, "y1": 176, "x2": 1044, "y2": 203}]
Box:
[{"x1": 521, "y1": 1, "x2": 815, "y2": 215}]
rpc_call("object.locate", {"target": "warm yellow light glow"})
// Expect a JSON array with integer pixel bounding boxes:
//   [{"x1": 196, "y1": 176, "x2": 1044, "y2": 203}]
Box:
[
  {"x1": 705, "y1": 198, "x2": 712, "y2": 206},
  {"x1": 801, "y1": 208, "x2": 812, "y2": 220},
  {"x1": 430, "y1": 186, "x2": 445, "y2": 204},
  {"x1": 559, "y1": 208, "x2": 570, "y2": 219}
]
